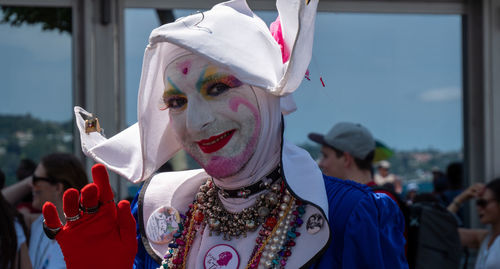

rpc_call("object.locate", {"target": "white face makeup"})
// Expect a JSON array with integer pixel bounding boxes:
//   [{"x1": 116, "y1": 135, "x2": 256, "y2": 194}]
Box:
[{"x1": 163, "y1": 54, "x2": 262, "y2": 178}]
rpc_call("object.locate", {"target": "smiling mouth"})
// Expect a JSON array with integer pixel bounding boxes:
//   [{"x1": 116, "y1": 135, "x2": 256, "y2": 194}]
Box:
[{"x1": 197, "y1": 130, "x2": 236, "y2": 154}]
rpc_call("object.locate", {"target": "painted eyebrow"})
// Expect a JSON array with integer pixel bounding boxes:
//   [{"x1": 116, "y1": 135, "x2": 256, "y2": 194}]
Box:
[
  {"x1": 165, "y1": 77, "x2": 184, "y2": 95},
  {"x1": 195, "y1": 66, "x2": 227, "y2": 92}
]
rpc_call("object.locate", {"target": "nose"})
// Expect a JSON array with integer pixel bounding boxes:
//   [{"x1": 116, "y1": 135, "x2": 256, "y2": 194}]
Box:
[{"x1": 186, "y1": 94, "x2": 215, "y2": 132}]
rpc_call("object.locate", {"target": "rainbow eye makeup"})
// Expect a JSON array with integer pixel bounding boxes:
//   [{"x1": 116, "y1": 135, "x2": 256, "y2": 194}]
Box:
[
  {"x1": 161, "y1": 65, "x2": 244, "y2": 111},
  {"x1": 202, "y1": 74, "x2": 243, "y2": 98},
  {"x1": 161, "y1": 79, "x2": 187, "y2": 111},
  {"x1": 196, "y1": 66, "x2": 243, "y2": 99}
]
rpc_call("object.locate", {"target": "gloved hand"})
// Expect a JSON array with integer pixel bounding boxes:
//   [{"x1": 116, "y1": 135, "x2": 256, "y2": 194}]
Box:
[{"x1": 42, "y1": 164, "x2": 138, "y2": 269}]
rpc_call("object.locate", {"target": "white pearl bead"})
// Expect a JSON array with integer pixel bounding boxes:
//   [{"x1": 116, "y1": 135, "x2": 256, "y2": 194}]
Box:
[
  {"x1": 275, "y1": 228, "x2": 282, "y2": 235},
  {"x1": 262, "y1": 251, "x2": 269, "y2": 258},
  {"x1": 273, "y1": 236, "x2": 280, "y2": 243},
  {"x1": 265, "y1": 260, "x2": 273, "y2": 267},
  {"x1": 280, "y1": 203, "x2": 288, "y2": 211},
  {"x1": 270, "y1": 244, "x2": 278, "y2": 252},
  {"x1": 279, "y1": 211, "x2": 285, "y2": 217},
  {"x1": 281, "y1": 234, "x2": 287, "y2": 241},
  {"x1": 267, "y1": 252, "x2": 275, "y2": 259}
]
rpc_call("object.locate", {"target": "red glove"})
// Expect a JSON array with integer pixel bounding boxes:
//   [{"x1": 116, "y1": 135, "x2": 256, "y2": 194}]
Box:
[{"x1": 42, "y1": 164, "x2": 138, "y2": 269}]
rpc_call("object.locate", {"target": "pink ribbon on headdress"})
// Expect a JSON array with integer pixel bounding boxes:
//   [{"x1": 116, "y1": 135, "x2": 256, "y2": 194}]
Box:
[
  {"x1": 270, "y1": 16, "x2": 321, "y2": 86},
  {"x1": 270, "y1": 16, "x2": 290, "y2": 63}
]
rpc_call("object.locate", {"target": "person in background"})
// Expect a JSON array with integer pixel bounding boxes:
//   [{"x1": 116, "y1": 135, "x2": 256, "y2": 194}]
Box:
[
  {"x1": 443, "y1": 162, "x2": 465, "y2": 222},
  {"x1": 0, "y1": 169, "x2": 32, "y2": 269},
  {"x1": 2, "y1": 153, "x2": 88, "y2": 269},
  {"x1": 15, "y1": 159, "x2": 39, "y2": 215},
  {"x1": 308, "y1": 122, "x2": 400, "y2": 202},
  {"x1": 405, "y1": 182, "x2": 419, "y2": 205},
  {"x1": 447, "y1": 178, "x2": 500, "y2": 269},
  {"x1": 308, "y1": 121, "x2": 407, "y2": 268},
  {"x1": 374, "y1": 160, "x2": 398, "y2": 189}
]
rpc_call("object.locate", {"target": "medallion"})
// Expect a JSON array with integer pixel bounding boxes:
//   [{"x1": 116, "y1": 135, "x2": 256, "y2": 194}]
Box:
[
  {"x1": 306, "y1": 213, "x2": 324, "y2": 234},
  {"x1": 146, "y1": 206, "x2": 180, "y2": 244},
  {"x1": 204, "y1": 244, "x2": 240, "y2": 269}
]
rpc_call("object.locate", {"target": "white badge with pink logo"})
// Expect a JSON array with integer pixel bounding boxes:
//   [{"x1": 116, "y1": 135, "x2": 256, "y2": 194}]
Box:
[{"x1": 204, "y1": 244, "x2": 240, "y2": 269}]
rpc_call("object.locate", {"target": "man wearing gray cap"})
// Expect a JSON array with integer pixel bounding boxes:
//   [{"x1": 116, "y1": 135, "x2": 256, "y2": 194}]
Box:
[
  {"x1": 308, "y1": 122, "x2": 408, "y2": 268},
  {"x1": 308, "y1": 122, "x2": 376, "y2": 185}
]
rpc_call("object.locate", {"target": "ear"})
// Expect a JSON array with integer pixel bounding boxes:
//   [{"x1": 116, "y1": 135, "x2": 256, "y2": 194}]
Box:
[{"x1": 343, "y1": 152, "x2": 354, "y2": 168}]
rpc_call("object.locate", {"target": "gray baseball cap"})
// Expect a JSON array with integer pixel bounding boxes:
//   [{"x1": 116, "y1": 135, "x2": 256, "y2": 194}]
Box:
[{"x1": 308, "y1": 122, "x2": 375, "y2": 159}]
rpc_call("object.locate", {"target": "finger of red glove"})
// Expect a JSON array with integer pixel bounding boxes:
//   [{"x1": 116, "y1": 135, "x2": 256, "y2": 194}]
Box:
[
  {"x1": 117, "y1": 200, "x2": 137, "y2": 248},
  {"x1": 63, "y1": 188, "x2": 80, "y2": 220},
  {"x1": 43, "y1": 202, "x2": 62, "y2": 229},
  {"x1": 91, "y1": 164, "x2": 114, "y2": 204},
  {"x1": 81, "y1": 183, "x2": 99, "y2": 212}
]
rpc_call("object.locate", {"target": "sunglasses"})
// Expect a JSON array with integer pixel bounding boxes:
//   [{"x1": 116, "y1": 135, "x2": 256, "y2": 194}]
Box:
[
  {"x1": 476, "y1": 198, "x2": 497, "y2": 208},
  {"x1": 32, "y1": 175, "x2": 64, "y2": 186}
]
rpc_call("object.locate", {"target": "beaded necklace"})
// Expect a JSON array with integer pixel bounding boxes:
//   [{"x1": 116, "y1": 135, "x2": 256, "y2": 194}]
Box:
[{"x1": 158, "y1": 178, "x2": 305, "y2": 269}]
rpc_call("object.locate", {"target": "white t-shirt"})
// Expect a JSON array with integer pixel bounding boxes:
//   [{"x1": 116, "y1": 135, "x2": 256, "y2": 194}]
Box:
[
  {"x1": 475, "y1": 232, "x2": 500, "y2": 269},
  {"x1": 28, "y1": 215, "x2": 66, "y2": 269}
]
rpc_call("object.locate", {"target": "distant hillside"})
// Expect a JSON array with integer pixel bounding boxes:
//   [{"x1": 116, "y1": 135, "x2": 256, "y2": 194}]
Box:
[
  {"x1": 298, "y1": 142, "x2": 463, "y2": 182},
  {"x1": 0, "y1": 114, "x2": 73, "y2": 186}
]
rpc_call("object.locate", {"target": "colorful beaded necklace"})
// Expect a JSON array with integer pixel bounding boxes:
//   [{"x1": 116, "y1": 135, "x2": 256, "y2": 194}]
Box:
[{"x1": 158, "y1": 178, "x2": 305, "y2": 269}]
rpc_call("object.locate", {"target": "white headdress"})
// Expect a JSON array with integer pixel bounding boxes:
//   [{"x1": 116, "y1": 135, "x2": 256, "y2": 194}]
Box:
[{"x1": 75, "y1": 0, "x2": 319, "y2": 184}]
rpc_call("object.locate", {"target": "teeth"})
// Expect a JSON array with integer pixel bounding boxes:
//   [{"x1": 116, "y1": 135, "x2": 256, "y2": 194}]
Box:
[{"x1": 201, "y1": 132, "x2": 231, "y2": 146}]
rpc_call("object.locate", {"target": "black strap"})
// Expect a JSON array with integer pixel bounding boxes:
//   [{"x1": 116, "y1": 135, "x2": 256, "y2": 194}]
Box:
[{"x1": 215, "y1": 166, "x2": 281, "y2": 198}]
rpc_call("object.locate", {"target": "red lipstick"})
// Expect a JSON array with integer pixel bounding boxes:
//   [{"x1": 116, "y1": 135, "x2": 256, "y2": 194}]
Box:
[{"x1": 197, "y1": 130, "x2": 235, "y2": 153}]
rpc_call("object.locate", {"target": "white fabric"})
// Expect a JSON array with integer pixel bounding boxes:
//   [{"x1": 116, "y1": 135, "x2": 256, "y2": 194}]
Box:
[
  {"x1": 141, "y1": 142, "x2": 329, "y2": 268},
  {"x1": 29, "y1": 215, "x2": 66, "y2": 269},
  {"x1": 15, "y1": 220, "x2": 26, "y2": 251},
  {"x1": 475, "y1": 232, "x2": 500, "y2": 269},
  {"x1": 75, "y1": 0, "x2": 318, "y2": 184}
]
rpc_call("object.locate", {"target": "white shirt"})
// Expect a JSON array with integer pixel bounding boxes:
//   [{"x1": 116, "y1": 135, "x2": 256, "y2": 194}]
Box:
[
  {"x1": 475, "y1": 232, "x2": 500, "y2": 269},
  {"x1": 28, "y1": 215, "x2": 66, "y2": 269}
]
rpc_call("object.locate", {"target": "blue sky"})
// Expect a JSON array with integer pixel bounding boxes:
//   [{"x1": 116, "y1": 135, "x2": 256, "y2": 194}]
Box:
[{"x1": 0, "y1": 8, "x2": 462, "y2": 151}]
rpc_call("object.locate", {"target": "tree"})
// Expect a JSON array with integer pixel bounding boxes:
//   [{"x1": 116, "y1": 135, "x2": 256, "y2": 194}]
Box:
[
  {"x1": 1, "y1": 6, "x2": 71, "y2": 33},
  {"x1": 1, "y1": 6, "x2": 175, "y2": 34}
]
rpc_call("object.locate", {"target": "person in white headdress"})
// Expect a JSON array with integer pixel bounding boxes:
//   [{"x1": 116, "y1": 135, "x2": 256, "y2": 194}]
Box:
[{"x1": 41, "y1": 0, "x2": 406, "y2": 268}]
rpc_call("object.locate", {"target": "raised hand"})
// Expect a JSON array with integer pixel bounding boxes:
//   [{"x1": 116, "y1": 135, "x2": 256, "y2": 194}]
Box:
[{"x1": 42, "y1": 164, "x2": 138, "y2": 269}]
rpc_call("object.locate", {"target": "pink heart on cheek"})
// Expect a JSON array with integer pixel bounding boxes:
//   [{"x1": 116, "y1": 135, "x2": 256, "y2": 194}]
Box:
[{"x1": 202, "y1": 96, "x2": 261, "y2": 178}]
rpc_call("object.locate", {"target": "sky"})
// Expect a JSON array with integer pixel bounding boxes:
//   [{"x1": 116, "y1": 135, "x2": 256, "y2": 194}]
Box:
[{"x1": 0, "y1": 8, "x2": 462, "y2": 151}]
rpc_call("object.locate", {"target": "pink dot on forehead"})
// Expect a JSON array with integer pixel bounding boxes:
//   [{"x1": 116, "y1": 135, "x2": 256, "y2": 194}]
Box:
[{"x1": 176, "y1": 60, "x2": 191, "y2": 75}]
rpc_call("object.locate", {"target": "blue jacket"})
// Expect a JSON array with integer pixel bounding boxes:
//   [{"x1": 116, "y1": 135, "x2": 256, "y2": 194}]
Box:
[{"x1": 311, "y1": 175, "x2": 408, "y2": 269}]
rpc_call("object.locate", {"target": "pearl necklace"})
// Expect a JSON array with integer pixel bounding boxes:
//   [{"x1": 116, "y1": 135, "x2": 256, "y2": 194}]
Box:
[{"x1": 158, "y1": 179, "x2": 305, "y2": 269}]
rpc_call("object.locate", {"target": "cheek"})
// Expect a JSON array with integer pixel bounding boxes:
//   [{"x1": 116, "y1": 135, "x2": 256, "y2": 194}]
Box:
[
  {"x1": 228, "y1": 96, "x2": 260, "y2": 130},
  {"x1": 169, "y1": 112, "x2": 187, "y2": 137}
]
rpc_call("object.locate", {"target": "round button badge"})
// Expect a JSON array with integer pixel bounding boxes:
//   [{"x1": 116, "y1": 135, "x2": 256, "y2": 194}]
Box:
[
  {"x1": 204, "y1": 244, "x2": 240, "y2": 269},
  {"x1": 306, "y1": 213, "x2": 324, "y2": 234},
  {"x1": 146, "y1": 206, "x2": 180, "y2": 244}
]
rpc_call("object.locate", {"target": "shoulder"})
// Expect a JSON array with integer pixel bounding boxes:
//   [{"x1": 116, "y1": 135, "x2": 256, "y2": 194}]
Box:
[
  {"x1": 323, "y1": 175, "x2": 378, "y2": 228},
  {"x1": 323, "y1": 175, "x2": 373, "y2": 205}
]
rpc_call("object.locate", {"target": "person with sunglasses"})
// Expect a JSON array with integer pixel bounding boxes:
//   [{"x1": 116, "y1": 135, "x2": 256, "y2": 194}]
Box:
[
  {"x1": 2, "y1": 153, "x2": 88, "y2": 269},
  {"x1": 447, "y1": 178, "x2": 500, "y2": 269}
]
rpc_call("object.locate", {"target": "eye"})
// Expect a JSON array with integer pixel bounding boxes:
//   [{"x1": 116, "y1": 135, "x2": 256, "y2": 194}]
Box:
[
  {"x1": 163, "y1": 95, "x2": 187, "y2": 110},
  {"x1": 206, "y1": 83, "x2": 230, "y2": 97}
]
